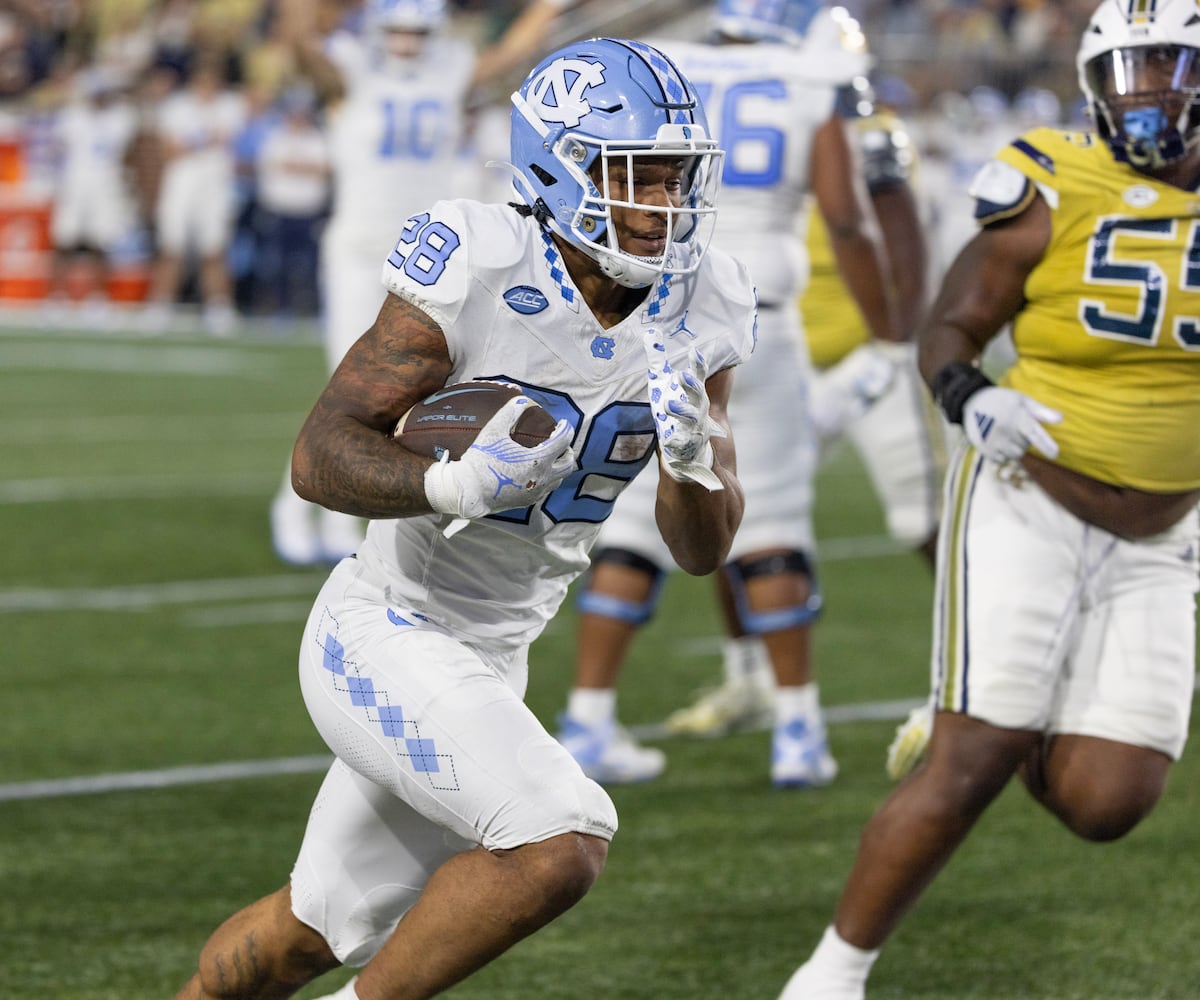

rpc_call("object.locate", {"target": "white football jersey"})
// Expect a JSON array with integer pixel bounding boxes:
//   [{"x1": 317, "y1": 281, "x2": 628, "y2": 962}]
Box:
[
  {"x1": 657, "y1": 28, "x2": 866, "y2": 304},
  {"x1": 357, "y1": 200, "x2": 757, "y2": 651},
  {"x1": 324, "y1": 31, "x2": 477, "y2": 247},
  {"x1": 53, "y1": 99, "x2": 137, "y2": 192}
]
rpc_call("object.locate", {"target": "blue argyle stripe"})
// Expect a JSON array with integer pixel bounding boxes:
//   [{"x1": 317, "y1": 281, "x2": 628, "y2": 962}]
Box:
[
  {"x1": 622, "y1": 40, "x2": 693, "y2": 125},
  {"x1": 643, "y1": 273, "x2": 674, "y2": 321},
  {"x1": 317, "y1": 621, "x2": 460, "y2": 787},
  {"x1": 541, "y1": 231, "x2": 579, "y2": 309}
]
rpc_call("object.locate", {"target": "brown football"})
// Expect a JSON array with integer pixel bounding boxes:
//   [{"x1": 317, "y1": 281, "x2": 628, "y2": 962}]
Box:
[{"x1": 392, "y1": 381, "x2": 557, "y2": 460}]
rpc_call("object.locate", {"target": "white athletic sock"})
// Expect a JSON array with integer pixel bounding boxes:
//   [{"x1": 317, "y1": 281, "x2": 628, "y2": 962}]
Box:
[
  {"x1": 810, "y1": 925, "x2": 879, "y2": 981},
  {"x1": 566, "y1": 688, "x2": 617, "y2": 728},
  {"x1": 774, "y1": 682, "x2": 820, "y2": 726},
  {"x1": 721, "y1": 636, "x2": 772, "y2": 685}
]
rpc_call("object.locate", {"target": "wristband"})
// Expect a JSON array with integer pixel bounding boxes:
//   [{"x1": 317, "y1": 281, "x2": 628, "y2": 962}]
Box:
[
  {"x1": 929, "y1": 362, "x2": 993, "y2": 425},
  {"x1": 423, "y1": 455, "x2": 462, "y2": 516}
]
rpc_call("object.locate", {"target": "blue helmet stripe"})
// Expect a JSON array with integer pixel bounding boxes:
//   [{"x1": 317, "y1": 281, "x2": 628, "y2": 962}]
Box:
[{"x1": 619, "y1": 39, "x2": 695, "y2": 124}]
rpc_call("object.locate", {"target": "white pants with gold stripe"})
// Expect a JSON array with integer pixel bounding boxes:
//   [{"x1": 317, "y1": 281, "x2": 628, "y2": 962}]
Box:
[{"x1": 930, "y1": 443, "x2": 1199, "y2": 760}]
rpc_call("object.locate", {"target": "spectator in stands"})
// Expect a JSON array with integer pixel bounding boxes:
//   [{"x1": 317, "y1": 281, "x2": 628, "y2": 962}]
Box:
[
  {"x1": 141, "y1": 52, "x2": 246, "y2": 335},
  {"x1": 251, "y1": 83, "x2": 330, "y2": 321},
  {"x1": 44, "y1": 66, "x2": 138, "y2": 327}
]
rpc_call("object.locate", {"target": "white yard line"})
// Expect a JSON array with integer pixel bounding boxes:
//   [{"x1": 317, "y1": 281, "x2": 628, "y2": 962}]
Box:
[
  {"x1": 0, "y1": 756, "x2": 337, "y2": 801},
  {"x1": 0, "y1": 535, "x2": 908, "y2": 616},
  {"x1": 0, "y1": 574, "x2": 324, "y2": 613},
  {"x1": 0, "y1": 472, "x2": 274, "y2": 504},
  {"x1": 5, "y1": 412, "x2": 305, "y2": 444},
  {"x1": 0, "y1": 699, "x2": 924, "y2": 803},
  {"x1": 0, "y1": 340, "x2": 275, "y2": 376}
]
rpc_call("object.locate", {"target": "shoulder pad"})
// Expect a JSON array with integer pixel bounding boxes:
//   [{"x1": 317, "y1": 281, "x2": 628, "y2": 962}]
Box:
[{"x1": 969, "y1": 160, "x2": 1036, "y2": 225}]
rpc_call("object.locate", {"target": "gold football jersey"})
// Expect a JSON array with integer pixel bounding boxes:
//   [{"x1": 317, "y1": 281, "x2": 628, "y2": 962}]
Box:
[
  {"x1": 984, "y1": 127, "x2": 1200, "y2": 491},
  {"x1": 801, "y1": 109, "x2": 914, "y2": 369},
  {"x1": 802, "y1": 201, "x2": 866, "y2": 369}
]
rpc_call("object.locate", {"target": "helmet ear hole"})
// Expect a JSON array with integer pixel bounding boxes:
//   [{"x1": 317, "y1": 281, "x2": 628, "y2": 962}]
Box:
[{"x1": 529, "y1": 163, "x2": 558, "y2": 186}]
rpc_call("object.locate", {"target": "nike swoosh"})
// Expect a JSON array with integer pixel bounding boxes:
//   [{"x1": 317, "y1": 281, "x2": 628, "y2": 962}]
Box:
[
  {"x1": 422, "y1": 385, "x2": 503, "y2": 406},
  {"x1": 387, "y1": 608, "x2": 414, "y2": 627}
]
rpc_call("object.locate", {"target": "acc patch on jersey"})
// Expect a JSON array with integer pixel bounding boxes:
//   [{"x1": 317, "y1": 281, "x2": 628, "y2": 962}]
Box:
[{"x1": 503, "y1": 285, "x2": 550, "y2": 315}]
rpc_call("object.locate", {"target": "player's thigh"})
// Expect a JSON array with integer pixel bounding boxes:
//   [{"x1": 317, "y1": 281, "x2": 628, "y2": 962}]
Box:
[
  {"x1": 728, "y1": 305, "x2": 816, "y2": 556},
  {"x1": 194, "y1": 168, "x2": 235, "y2": 256},
  {"x1": 87, "y1": 177, "x2": 131, "y2": 251},
  {"x1": 50, "y1": 190, "x2": 86, "y2": 249},
  {"x1": 290, "y1": 757, "x2": 473, "y2": 966},
  {"x1": 1054, "y1": 508, "x2": 1199, "y2": 759},
  {"x1": 847, "y1": 357, "x2": 947, "y2": 546},
  {"x1": 298, "y1": 559, "x2": 618, "y2": 850},
  {"x1": 934, "y1": 448, "x2": 1088, "y2": 728},
  {"x1": 155, "y1": 164, "x2": 203, "y2": 255}
]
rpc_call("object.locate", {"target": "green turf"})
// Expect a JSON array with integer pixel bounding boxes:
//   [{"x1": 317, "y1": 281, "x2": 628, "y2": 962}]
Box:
[{"x1": 1, "y1": 326, "x2": 1196, "y2": 999}]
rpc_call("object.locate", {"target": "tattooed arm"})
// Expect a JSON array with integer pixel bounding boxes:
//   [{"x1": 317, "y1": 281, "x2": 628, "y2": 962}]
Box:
[{"x1": 291, "y1": 294, "x2": 454, "y2": 518}]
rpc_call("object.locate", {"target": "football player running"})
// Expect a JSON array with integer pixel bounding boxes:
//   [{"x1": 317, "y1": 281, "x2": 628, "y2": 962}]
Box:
[
  {"x1": 554, "y1": 0, "x2": 907, "y2": 788},
  {"x1": 779, "y1": 2, "x2": 1200, "y2": 996},
  {"x1": 269, "y1": 0, "x2": 571, "y2": 567},
  {"x1": 172, "y1": 38, "x2": 754, "y2": 1000}
]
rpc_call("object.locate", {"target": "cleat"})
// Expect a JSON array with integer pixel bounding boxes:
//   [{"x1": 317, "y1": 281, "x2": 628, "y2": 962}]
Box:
[
  {"x1": 663, "y1": 677, "x2": 775, "y2": 737},
  {"x1": 771, "y1": 715, "x2": 838, "y2": 788},
  {"x1": 885, "y1": 699, "x2": 934, "y2": 780},
  {"x1": 557, "y1": 714, "x2": 666, "y2": 784}
]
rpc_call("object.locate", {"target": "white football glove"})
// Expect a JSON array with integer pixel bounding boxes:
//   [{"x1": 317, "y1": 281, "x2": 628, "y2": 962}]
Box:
[
  {"x1": 644, "y1": 330, "x2": 726, "y2": 492},
  {"x1": 962, "y1": 386, "x2": 1061, "y2": 463},
  {"x1": 810, "y1": 341, "x2": 901, "y2": 443},
  {"x1": 424, "y1": 396, "x2": 575, "y2": 528}
]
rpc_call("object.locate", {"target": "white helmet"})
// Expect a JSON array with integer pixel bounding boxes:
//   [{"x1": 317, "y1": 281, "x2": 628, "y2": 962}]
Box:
[{"x1": 1077, "y1": 0, "x2": 1200, "y2": 167}]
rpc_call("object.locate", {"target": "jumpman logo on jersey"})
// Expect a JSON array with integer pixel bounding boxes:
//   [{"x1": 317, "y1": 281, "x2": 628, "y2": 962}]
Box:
[{"x1": 670, "y1": 310, "x2": 696, "y2": 339}]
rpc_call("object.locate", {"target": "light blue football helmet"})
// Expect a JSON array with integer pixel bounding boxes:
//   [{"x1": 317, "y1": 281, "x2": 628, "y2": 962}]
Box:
[
  {"x1": 712, "y1": 0, "x2": 824, "y2": 45},
  {"x1": 509, "y1": 37, "x2": 723, "y2": 289},
  {"x1": 1078, "y1": 0, "x2": 1200, "y2": 167}
]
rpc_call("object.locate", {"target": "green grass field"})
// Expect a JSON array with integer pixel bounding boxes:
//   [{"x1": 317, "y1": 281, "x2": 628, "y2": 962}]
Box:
[{"x1": 1, "y1": 324, "x2": 1197, "y2": 1000}]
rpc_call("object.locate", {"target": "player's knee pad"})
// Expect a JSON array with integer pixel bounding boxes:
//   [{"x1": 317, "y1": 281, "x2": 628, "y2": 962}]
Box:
[
  {"x1": 575, "y1": 547, "x2": 665, "y2": 626},
  {"x1": 723, "y1": 550, "x2": 822, "y2": 634}
]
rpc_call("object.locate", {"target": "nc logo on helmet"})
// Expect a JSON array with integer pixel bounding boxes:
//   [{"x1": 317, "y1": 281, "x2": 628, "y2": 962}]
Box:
[{"x1": 528, "y1": 58, "x2": 606, "y2": 128}]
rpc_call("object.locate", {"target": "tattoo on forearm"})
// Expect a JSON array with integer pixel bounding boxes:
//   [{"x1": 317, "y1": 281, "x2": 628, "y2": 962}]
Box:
[{"x1": 294, "y1": 295, "x2": 454, "y2": 518}]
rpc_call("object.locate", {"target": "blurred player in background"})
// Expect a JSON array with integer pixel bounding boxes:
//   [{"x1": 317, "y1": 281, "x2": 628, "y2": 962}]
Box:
[
  {"x1": 803, "y1": 72, "x2": 948, "y2": 782},
  {"x1": 802, "y1": 74, "x2": 941, "y2": 561},
  {"x1": 173, "y1": 36, "x2": 753, "y2": 1000},
  {"x1": 555, "y1": 0, "x2": 907, "y2": 787},
  {"x1": 672, "y1": 66, "x2": 943, "y2": 769},
  {"x1": 141, "y1": 53, "x2": 247, "y2": 336},
  {"x1": 270, "y1": 0, "x2": 572, "y2": 567},
  {"x1": 779, "y1": 2, "x2": 1200, "y2": 995},
  {"x1": 44, "y1": 66, "x2": 138, "y2": 328}
]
